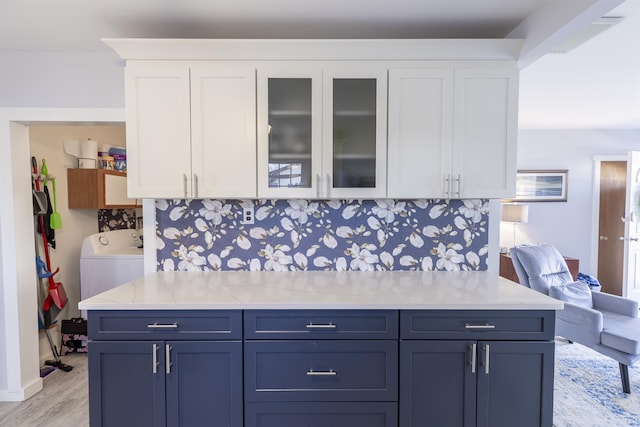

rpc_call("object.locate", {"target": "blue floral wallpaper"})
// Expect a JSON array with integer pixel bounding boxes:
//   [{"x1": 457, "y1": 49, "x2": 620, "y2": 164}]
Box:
[
  {"x1": 98, "y1": 209, "x2": 137, "y2": 232},
  {"x1": 155, "y1": 199, "x2": 489, "y2": 272}
]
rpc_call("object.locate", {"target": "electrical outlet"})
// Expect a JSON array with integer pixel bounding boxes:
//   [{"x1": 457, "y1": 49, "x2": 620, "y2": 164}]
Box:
[{"x1": 242, "y1": 207, "x2": 254, "y2": 225}]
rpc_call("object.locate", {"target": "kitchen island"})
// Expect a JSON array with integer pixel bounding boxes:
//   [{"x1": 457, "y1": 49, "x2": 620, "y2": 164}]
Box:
[{"x1": 79, "y1": 271, "x2": 562, "y2": 427}]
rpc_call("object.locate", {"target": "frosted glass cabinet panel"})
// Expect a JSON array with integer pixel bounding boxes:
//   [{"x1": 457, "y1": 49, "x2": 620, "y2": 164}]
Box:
[
  {"x1": 258, "y1": 67, "x2": 387, "y2": 199},
  {"x1": 258, "y1": 69, "x2": 322, "y2": 199},
  {"x1": 332, "y1": 79, "x2": 377, "y2": 189},
  {"x1": 268, "y1": 78, "x2": 313, "y2": 190},
  {"x1": 324, "y1": 69, "x2": 387, "y2": 199}
]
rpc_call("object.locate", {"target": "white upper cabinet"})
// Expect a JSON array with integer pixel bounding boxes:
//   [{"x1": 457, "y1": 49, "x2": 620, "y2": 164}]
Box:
[
  {"x1": 125, "y1": 62, "x2": 191, "y2": 198},
  {"x1": 125, "y1": 61, "x2": 256, "y2": 199},
  {"x1": 452, "y1": 68, "x2": 518, "y2": 198},
  {"x1": 388, "y1": 65, "x2": 518, "y2": 199},
  {"x1": 191, "y1": 64, "x2": 257, "y2": 198},
  {"x1": 257, "y1": 65, "x2": 387, "y2": 199}
]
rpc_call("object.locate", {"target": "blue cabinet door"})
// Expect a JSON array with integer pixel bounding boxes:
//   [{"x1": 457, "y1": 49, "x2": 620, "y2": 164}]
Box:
[
  {"x1": 165, "y1": 341, "x2": 243, "y2": 427},
  {"x1": 89, "y1": 341, "x2": 166, "y2": 427},
  {"x1": 400, "y1": 340, "x2": 476, "y2": 427},
  {"x1": 476, "y1": 341, "x2": 554, "y2": 427}
]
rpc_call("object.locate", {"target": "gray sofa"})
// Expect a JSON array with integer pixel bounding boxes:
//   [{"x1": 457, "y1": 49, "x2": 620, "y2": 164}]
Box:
[{"x1": 510, "y1": 244, "x2": 640, "y2": 394}]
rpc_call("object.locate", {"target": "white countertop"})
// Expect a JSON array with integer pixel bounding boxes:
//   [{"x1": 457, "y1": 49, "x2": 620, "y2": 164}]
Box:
[{"x1": 78, "y1": 271, "x2": 563, "y2": 311}]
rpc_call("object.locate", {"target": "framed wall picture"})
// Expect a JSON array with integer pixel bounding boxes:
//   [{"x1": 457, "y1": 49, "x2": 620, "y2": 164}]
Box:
[{"x1": 515, "y1": 170, "x2": 568, "y2": 202}]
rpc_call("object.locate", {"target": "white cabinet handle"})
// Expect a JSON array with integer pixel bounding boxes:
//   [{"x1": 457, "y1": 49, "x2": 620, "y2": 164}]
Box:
[
  {"x1": 306, "y1": 369, "x2": 337, "y2": 376},
  {"x1": 306, "y1": 323, "x2": 337, "y2": 329},
  {"x1": 165, "y1": 344, "x2": 172, "y2": 374},
  {"x1": 147, "y1": 322, "x2": 179, "y2": 329},
  {"x1": 152, "y1": 343, "x2": 159, "y2": 374}
]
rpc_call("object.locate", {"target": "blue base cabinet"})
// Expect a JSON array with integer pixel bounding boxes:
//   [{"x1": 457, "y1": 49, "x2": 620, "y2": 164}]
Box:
[
  {"x1": 243, "y1": 310, "x2": 399, "y2": 427},
  {"x1": 400, "y1": 310, "x2": 556, "y2": 427},
  {"x1": 87, "y1": 309, "x2": 555, "y2": 427},
  {"x1": 88, "y1": 311, "x2": 243, "y2": 427}
]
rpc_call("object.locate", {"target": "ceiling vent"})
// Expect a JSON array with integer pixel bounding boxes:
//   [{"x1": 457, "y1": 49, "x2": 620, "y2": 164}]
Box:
[{"x1": 549, "y1": 16, "x2": 624, "y2": 54}]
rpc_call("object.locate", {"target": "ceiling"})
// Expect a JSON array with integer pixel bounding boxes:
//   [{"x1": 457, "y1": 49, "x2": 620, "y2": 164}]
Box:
[{"x1": 0, "y1": 0, "x2": 638, "y2": 129}]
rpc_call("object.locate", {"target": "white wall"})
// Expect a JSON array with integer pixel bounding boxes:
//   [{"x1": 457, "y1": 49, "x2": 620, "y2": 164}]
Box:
[
  {"x1": 504, "y1": 129, "x2": 640, "y2": 274},
  {"x1": 0, "y1": 51, "x2": 124, "y2": 108},
  {"x1": 29, "y1": 125, "x2": 126, "y2": 361}
]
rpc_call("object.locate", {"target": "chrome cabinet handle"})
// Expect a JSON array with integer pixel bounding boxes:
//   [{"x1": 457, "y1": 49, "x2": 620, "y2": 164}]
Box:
[
  {"x1": 470, "y1": 343, "x2": 477, "y2": 374},
  {"x1": 152, "y1": 343, "x2": 159, "y2": 374},
  {"x1": 183, "y1": 173, "x2": 188, "y2": 198},
  {"x1": 464, "y1": 323, "x2": 495, "y2": 330},
  {"x1": 316, "y1": 173, "x2": 321, "y2": 198},
  {"x1": 147, "y1": 322, "x2": 178, "y2": 329},
  {"x1": 306, "y1": 323, "x2": 336, "y2": 329},
  {"x1": 444, "y1": 174, "x2": 451, "y2": 197},
  {"x1": 306, "y1": 369, "x2": 337, "y2": 376},
  {"x1": 455, "y1": 174, "x2": 461, "y2": 197},
  {"x1": 165, "y1": 344, "x2": 172, "y2": 374},
  {"x1": 484, "y1": 344, "x2": 490, "y2": 375},
  {"x1": 194, "y1": 174, "x2": 199, "y2": 198}
]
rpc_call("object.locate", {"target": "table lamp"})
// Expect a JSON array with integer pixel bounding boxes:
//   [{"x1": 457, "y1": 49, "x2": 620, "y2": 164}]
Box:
[{"x1": 502, "y1": 203, "x2": 529, "y2": 251}]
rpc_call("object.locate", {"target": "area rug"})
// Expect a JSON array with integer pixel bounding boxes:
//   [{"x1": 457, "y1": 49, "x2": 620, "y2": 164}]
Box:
[{"x1": 554, "y1": 340, "x2": 640, "y2": 427}]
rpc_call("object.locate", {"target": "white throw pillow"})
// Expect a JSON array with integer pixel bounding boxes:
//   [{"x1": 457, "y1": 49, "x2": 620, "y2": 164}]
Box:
[{"x1": 548, "y1": 281, "x2": 593, "y2": 308}]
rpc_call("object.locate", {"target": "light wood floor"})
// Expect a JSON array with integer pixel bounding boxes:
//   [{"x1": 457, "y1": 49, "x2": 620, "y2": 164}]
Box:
[{"x1": 0, "y1": 354, "x2": 88, "y2": 427}]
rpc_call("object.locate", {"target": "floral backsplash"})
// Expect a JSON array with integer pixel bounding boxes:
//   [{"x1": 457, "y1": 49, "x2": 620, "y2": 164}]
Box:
[
  {"x1": 155, "y1": 199, "x2": 489, "y2": 272},
  {"x1": 98, "y1": 209, "x2": 137, "y2": 232}
]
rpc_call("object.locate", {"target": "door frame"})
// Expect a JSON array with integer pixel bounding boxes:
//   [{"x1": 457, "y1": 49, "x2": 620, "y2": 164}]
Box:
[
  {"x1": 0, "y1": 107, "x2": 124, "y2": 401},
  {"x1": 591, "y1": 155, "x2": 626, "y2": 280}
]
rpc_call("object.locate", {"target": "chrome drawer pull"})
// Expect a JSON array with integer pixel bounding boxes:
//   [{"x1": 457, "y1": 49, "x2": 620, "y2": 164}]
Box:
[
  {"x1": 147, "y1": 322, "x2": 178, "y2": 329},
  {"x1": 306, "y1": 323, "x2": 337, "y2": 329},
  {"x1": 306, "y1": 369, "x2": 337, "y2": 376},
  {"x1": 152, "y1": 343, "x2": 159, "y2": 374},
  {"x1": 464, "y1": 323, "x2": 495, "y2": 329}
]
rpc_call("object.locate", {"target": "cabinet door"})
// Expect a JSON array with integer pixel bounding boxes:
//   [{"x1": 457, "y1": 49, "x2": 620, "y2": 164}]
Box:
[
  {"x1": 452, "y1": 68, "x2": 518, "y2": 198},
  {"x1": 191, "y1": 65, "x2": 257, "y2": 198},
  {"x1": 125, "y1": 61, "x2": 191, "y2": 198},
  {"x1": 476, "y1": 341, "x2": 554, "y2": 427},
  {"x1": 400, "y1": 340, "x2": 476, "y2": 427},
  {"x1": 388, "y1": 68, "x2": 454, "y2": 198},
  {"x1": 324, "y1": 68, "x2": 388, "y2": 198},
  {"x1": 165, "y1": 341, "x2": 243, "y2": 427},
  {"x1": 89, "y1": 341, "x2": 165, "y2": 427},
  {"x1": 257, "y1": 67, "x2": 323, "y2": 198}
]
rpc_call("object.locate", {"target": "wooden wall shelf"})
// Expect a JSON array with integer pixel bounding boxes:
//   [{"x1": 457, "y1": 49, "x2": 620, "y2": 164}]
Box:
[{"x1": 67, "y1": 169, "x2": 140, "y2": 209}]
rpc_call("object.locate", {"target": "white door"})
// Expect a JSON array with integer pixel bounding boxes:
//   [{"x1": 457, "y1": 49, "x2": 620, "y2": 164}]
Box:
[
  {"x1": 623, "y1": 151, "x2": 640, "y2": 303},
  {"x1": 387, "y1": 68, "x2": 454, "y2": 198},
  {"x1": 125, "y1": 61, "x2": 191, "y2": 198},
  {"x1": 191, "y1": 65, "x2": 257, "y2": 198}
]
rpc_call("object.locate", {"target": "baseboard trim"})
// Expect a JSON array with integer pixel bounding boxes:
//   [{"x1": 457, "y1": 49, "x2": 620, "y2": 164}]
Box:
[{"x1": 0, "y1": 377, "x2": 43, "y2": 402}]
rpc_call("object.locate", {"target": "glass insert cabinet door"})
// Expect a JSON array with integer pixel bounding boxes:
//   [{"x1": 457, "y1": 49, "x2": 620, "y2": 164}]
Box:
[{"x1": 257, "y1": 67, "x2": 387, "y2": 199}]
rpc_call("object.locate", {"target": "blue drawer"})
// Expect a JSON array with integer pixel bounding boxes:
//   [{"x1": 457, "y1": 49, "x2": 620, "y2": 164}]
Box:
[
  {"x1": 245, "y1": 340, "x2": 398, "y2": 401},
  {"x1": 88, "y1": 310, "x2": 242, "y2": 340},
  {"x1": 245, "y1": 402, "x2": 398, "y2": 427},
  {"x1": 244, "y1": 310, "x2": 398, "y2": 339},
  {"x1": 400, "y1": 310, "x2": 555, "y2": 340}
]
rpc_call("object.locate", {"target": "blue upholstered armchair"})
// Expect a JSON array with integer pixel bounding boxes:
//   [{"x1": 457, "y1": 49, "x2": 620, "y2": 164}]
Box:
[{"x1": 510, "y1": 244, "x2": 640, "y2": 394}]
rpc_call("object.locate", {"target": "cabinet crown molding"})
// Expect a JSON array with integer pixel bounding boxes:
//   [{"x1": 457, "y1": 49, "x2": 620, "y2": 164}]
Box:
[{"x1": 103, "y1": 38, "x2": 524, "y2": 61}]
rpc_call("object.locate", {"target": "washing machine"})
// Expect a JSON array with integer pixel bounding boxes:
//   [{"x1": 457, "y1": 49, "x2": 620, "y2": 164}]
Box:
[{"x1": 80, "y1": 229, "x2": 144, "y2": 300}]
